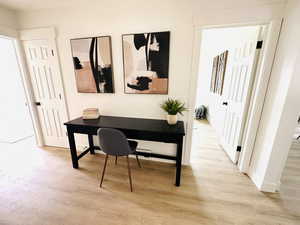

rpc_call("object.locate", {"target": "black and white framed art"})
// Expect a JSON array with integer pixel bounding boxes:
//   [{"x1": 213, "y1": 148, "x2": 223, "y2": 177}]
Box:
[
  {"x1": 70, "y1": 36, "x2": 114, "y2": 93},
  {"x1": 122, "y1": 31, "x2": 170, "y2": 94}
]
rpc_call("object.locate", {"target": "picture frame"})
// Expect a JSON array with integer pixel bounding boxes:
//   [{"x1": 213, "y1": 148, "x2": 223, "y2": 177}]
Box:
[
  {"x1": 210, "y1": 55, "x2": 219, "y2": 93},
  {"x1": 122, "y1": 31, "x2": 170, "y2": 94},
  {"x1": 217, "y1": 50, "x2": 228, "y2": 95},
  {"x1": 70, "y1": 36, "x2": 114, "y2": 93},
  {"x1": 210, "y1": 50, "x2": 228, "y2": 95}
]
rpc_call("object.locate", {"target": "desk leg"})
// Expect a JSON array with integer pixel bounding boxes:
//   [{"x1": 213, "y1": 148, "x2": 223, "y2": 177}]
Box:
[
  {"x1": 67, "y1": 129, "x2": 78, "y2": 169},
  {"x1": 88, "y1": 134, "x2": 95, "y2": 155},
  {"x1": 175, "y1": 137, "x2": 183, "y2": 186}
]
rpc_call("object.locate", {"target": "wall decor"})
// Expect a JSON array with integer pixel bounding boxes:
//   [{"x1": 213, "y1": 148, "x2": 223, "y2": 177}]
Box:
[
  {"x1": 70, "y1": 36, "x2": 114, "y2": 93},
  {"x1": 210, "y1": 55, "x2": 219, "y2": 93},
  {"x1": 122, "y1": 31, "x2": 170, "y2": 94},
  {"x1": 210, "y1": 50, "x2": 228, "y2": 95},
  {"x1": 216, "y1": 50, "x2": 228, "y2": 95}
]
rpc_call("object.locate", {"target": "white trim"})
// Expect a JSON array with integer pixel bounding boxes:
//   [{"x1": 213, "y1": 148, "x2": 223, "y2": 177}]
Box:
[
  {"x1": 14, "y1": 39, "x2": 44, "y2": 146},
  {"x1": 251, "y1": 172, "x2": 281, "y2": 192},
  {"x1": 238, "y1": 19, "x2": 283, "y2": 173},
  {"x1": 182, "y1": 25, "x2": 202, "y2": 164},
  {"x1": 185, "y1": 20, "x2": 282, "y2": 170},
  {"x1": 261, "y1": 181, "x2": 281, "y2": 192}
]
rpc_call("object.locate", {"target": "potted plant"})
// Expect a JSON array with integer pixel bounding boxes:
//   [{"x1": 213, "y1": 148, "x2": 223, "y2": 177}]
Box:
[{"x1": 161, "y1": 98, "x2": 187, "y2": 125}]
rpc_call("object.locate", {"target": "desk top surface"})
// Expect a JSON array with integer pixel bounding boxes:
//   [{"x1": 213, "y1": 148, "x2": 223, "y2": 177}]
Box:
[{"x1": 64, "y1": 116, "x2": 185, "y2": 135}]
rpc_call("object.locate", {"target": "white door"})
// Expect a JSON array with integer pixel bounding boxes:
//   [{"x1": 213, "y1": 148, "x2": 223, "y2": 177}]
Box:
[
  {"x1": 22, "y1": 39, "x2": 68, "y2": 147},
  {"x1": 221, "y1": 27, "x2": 262, "y2": 163}
]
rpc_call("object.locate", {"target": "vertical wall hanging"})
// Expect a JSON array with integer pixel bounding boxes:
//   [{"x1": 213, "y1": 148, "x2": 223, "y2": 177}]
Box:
[
  {"x1": 70, "y1": 36, "x2": 114, "y2": 93},
  {"x1": 210, "y1": 55, "x2": 219, "y2": 93},
  {"x1": 210, "y1": 50, "x2": 228, "y2": 95},
  {"x1": 122, "y1": 31, "x2": 170, "y2": 94}
]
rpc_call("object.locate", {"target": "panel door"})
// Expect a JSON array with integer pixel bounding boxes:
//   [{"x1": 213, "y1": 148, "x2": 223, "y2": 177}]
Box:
[
  {"x1": 23, "y1": 40, "x2": 68, "y2": 147},
  {"x1": 221, "y1": 27, "x2": 261, "y2": 163}
]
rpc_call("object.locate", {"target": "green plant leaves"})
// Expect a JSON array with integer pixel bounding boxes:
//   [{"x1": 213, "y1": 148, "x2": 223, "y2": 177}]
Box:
[{"x1": 161, "y1": 98, "x2": 187, "y2": 115}]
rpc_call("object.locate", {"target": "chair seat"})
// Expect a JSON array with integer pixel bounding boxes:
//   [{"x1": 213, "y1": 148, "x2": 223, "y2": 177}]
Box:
[
  {"x1": 128, "y1": 140, "x2": 138, "y2": 152},
  {"x1": 98, "y1": 128, "x2": 141, "y2": 191}
]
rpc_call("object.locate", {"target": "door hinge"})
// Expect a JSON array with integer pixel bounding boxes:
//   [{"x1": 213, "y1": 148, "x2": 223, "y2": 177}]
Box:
[
  {"x1": 256, "y1": 41, "x2": 263, "y2": 49},
  {"x1": 236, "y1": 146, "x2": 242, "y2": 152},
  {"x1": 51, "y1": 49, "x2": 54, "y2": 56}
]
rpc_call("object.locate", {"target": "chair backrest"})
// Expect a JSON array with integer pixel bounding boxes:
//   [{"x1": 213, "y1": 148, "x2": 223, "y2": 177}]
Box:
[{"x1": 97, "y1": 128, "x2": 132, "y2": 156}]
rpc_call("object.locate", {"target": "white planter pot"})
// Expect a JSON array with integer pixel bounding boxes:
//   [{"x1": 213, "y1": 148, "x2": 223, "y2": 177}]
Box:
[{"x1": 166, "y1": 114, "x2": 178, "y2": 125}]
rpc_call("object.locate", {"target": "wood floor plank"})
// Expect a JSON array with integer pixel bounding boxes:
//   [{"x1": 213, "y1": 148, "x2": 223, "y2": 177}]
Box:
[{"x1": 280, "y1": 139, "x2": 300, "y2": 218}]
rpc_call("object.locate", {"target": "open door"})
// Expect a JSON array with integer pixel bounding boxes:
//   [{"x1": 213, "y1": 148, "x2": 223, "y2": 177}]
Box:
[
  {"x1": 22, "y1": 37, "x2": 68, "y2": 147},
  {"x1": 220, "y1": 26, "x2": 262, "y2": 163}
]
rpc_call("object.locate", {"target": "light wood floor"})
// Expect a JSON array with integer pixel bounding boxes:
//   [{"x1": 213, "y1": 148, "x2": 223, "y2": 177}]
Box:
[
  {"x1": 0, "y1": 120, "x2": 299, "y2": 225},
  {"x1": 280, "y1": 140, "x2": 300, "y2": 217}
]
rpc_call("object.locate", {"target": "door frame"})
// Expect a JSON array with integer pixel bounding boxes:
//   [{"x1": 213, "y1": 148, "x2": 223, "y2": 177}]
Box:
[
  {"x1": 0, "y1": 27, "x2": 40, "y2": 145},
  {"x1": 17, "y1": 27, "x2": 70, "y2": 147},
  {"x1": 184, "y1": 19, "x2": 282, "y2": 174}
]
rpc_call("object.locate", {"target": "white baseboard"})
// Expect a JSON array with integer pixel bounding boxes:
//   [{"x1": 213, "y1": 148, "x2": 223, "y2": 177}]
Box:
[
  {"x1": 249, "y1": 172, "x2": 262, "y2": 190},
  {"x1": 249, "y1": 171, "x2": 280, "y2": 193},
  {"x1": 260, "y1": 180, "x2": 281, "y2": 192}
]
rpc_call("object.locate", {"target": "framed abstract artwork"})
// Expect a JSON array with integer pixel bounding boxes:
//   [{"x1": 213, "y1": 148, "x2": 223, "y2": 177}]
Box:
[
  {"x1": 122, "y1": 31, "x2": 170, "y2": 94},
  {"x1": 210, "y1": 50, "x2": 228, "y2": 95},
  {"x1": 210, "y1": 55, "x2": 219, "y2": 93},
  {"x1": 70, "y1": 36, "x2": 114, "y2": 93},
  {"x1": 216, "y1": 50, "x2": 228, "y2": 95}
]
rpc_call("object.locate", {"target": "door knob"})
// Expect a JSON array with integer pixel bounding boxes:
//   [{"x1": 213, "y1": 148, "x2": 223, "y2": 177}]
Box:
[
  {"x1": 35, "y1": 102, "x2": 41, "y2": 106},
  {"x1": 222, "y1": 102, "x2": 228, "y2": 106}
]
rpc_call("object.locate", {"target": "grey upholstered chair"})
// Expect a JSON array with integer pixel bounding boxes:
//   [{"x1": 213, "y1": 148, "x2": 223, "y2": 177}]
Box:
[{"x1": 97, "y1": 128, "x2": 141, "y2": 192}]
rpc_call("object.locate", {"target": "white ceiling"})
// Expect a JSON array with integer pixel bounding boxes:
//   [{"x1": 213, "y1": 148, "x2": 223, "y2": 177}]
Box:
[
  {"x1": 0, "y1": 0, "x2": 286, "y2": 12},
  {"x1": 0, "y1": 0, "x2": 91, "y2": 11}
]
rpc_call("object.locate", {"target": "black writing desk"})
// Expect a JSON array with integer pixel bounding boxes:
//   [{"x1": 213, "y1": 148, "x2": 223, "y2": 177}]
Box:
[{"x1": 64, "y1": 116, "x2": 185, "y2": 186}]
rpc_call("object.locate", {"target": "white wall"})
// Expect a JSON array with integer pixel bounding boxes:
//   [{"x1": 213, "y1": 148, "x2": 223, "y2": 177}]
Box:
[
  {"x1": 249, "y1": 0, "x2": 300, "y2": 192},
  {"x1": 17, "y1": 0, "x2": 194, "y2": 157},
  {"x1": 16, "y1": 0, "x2": 285, "y2": 163}
]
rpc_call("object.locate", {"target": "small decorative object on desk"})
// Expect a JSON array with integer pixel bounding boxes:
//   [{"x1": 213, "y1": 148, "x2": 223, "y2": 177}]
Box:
[
  {"x1": 161, "y1": 98, "x2": 187, "y2": 125},
  {"x1": 82, "y1": 108, "x2": 100, "y2": 120}
]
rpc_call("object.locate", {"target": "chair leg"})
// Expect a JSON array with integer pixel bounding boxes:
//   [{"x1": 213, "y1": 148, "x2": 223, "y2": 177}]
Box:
[
  {"x1": 136, "y1": 154, "x2": 142, "y2": 168},
  {"x1": 100, "y1": 154, "x2": 109, "y2": 188},
  {"x1": 126, "y1": 156, "x2": 133, "y2": 192},
  {"x1": 115, "y1": 156, "x2": 118, "y2": 165}
]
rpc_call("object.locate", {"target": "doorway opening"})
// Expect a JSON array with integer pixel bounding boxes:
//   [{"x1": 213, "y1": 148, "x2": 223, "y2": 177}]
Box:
[
  {"x1": 0, "y1": 36, "x2": 35, "y2": 144},
  {"x1": 19, "y1": 28, "x2": 69, "y2": 148},
  {"x1": 191, "y1": 24, "x2": 268, "y2": 167}
]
